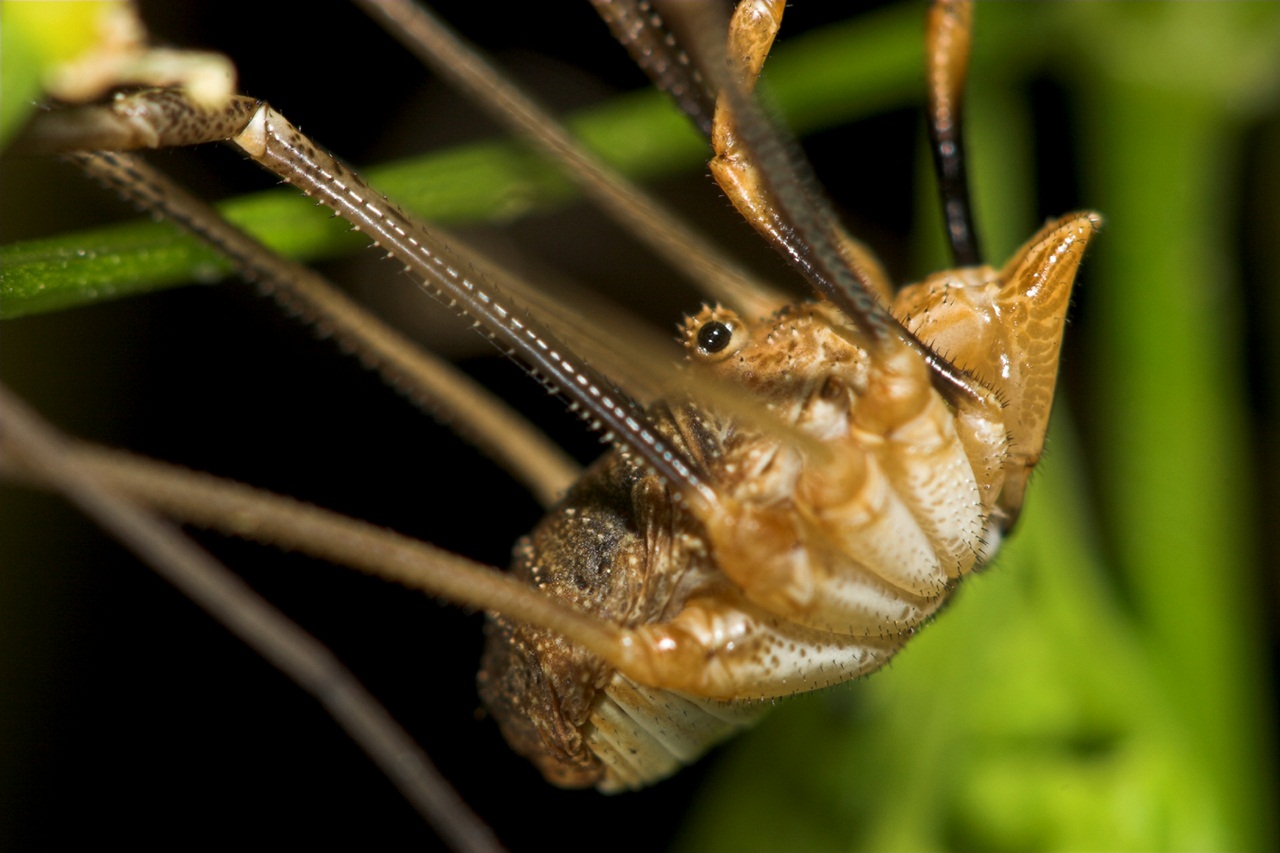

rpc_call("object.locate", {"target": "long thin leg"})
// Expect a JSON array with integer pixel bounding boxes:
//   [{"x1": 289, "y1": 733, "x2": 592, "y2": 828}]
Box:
[
  {"x1": 587, "y1": 0, "x2": 718, "y2": 137},
  {"x1": 1, "y1": 420, "x2": 894, "y2": 703},
  {"x1": 926, "y1": 0, "x2": 982, "y2": 266},
  {"x1": 0, "y1": 384, "x2": 505, "y2": 853},
  {"x1": 24, "y1": 89, "x2": 716, "y2": 505},
  {"x1": 0, "y1": 435, "x2": 625, "y2": 662},
  {"x1": 4, "y1": 402, "x2": 872, "y2": 704},
  {"x1": 72, "y1": 150, "x2": 579, "y2": 508},
  {"x1": 355, "y1": 0, "x2": 786, "y2": 319}
]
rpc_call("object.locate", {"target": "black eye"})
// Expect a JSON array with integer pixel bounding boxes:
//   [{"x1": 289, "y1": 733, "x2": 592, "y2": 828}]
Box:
[{"x1": 696, "y1": 320, "x2": 733, "y2": 354}]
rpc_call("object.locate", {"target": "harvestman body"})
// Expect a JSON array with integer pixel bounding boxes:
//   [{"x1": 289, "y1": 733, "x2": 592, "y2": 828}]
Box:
[{"x1": 4, "y1": 0, "x2": 1098, "y2": 832}]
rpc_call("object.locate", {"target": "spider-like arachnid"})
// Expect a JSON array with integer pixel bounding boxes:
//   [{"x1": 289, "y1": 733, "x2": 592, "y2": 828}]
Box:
[{"x1": 3, "y1": 2, "x2": 1278, "y2": 852}]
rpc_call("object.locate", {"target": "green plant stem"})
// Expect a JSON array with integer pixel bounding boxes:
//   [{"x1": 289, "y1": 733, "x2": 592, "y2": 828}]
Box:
[{"x1": 1083, "y1": 75, "x2": 1276, "y2": 853}]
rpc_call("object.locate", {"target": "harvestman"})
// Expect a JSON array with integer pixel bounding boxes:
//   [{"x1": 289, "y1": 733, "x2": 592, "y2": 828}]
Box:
[{"x1": 1, "y1": 0, "x2": 1098, "y2": 848}]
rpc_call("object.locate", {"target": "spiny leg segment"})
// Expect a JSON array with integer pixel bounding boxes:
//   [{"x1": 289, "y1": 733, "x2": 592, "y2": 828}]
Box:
[
  {"x1": 355, "y1": 0, "x2": 785, "y2": 319},
  {"x1": 28, "y1": 88, "x2": 714, "y2": 505},
  {"x1": 70, "y1": 150, "x2": 578, "y2": 508}
]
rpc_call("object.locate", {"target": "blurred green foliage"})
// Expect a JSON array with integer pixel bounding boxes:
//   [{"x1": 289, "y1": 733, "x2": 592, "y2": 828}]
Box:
[{"x1": 3, "y1": 2, "x2": 1278, "y2": 850}]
